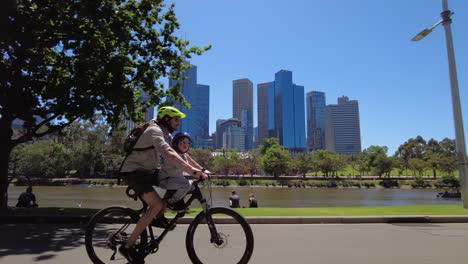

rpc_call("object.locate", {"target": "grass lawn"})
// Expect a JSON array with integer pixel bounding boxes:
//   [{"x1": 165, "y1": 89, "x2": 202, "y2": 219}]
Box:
[{"x1": 7, "y1": 205, "x2": 468, "y2": 217}]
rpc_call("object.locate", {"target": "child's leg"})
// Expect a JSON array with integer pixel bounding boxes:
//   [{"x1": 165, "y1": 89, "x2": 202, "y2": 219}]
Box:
[{"x1": 167, "y1": 179, "x2": 194, "y2": 204}]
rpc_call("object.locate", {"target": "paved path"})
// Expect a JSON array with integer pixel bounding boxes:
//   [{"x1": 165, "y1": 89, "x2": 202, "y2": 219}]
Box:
[{"x1": 1, "y1": 223, "x2": 468, "y2": 264}]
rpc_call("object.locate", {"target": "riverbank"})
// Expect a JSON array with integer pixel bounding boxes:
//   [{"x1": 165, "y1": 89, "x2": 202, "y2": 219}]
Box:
[
  {"x1": 2, "y1": 205, "x2": 468, "y2": 224},
  {"x1": 11, "y1": 175, "x2": 460, "y2": 190}
]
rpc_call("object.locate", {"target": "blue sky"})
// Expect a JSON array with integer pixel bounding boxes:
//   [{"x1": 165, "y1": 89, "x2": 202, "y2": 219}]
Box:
[{"x1": 170, "y1": 0, "x2": 468, "y2": 155}]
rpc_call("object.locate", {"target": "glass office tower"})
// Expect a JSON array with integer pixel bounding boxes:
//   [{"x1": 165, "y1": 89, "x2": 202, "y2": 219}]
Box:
[
  {"x1": 169, "y1": 64, "x2": 210, "y2": 148},
  {"x1": 268, "y1": 70, "x2": 306, "y2": 150},
  {"x1": 306, "y1": 91, "x2": 326, "y2": 151},
  {"x1": 233, "y1": 79, "x2": 253, "y2": 150}
]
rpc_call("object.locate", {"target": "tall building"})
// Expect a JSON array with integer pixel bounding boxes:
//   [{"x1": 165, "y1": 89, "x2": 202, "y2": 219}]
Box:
[
  {"x1": 325, "y1": 96, "x2": 361, "y2": 154},
  {"x1": 223, "y1": 125, "x2": 245, "y2": 151},
  {"x1": 306, "y1": 91, "x2": 326, "y2": 151},
  {"x1": 267, "y1": 70, "x2": 306, "y2": 150},
  {"x1": 257, "y1": 82, "x2": 270, "y2": 146},
  {"x1": 216, "y1": 118, "x2": 243, "y2": 150},
  {"x1": 233, "y1": 79, "x2": 253, "y2": 150},
  {"x1": 169, "y1": 64, "x2": 210, "y2": 148}
]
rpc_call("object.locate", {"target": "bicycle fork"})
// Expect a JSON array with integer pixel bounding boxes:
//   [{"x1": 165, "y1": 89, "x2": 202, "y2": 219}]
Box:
[{"x1": 200, "y1": 199, "x2": 224, "y2": 246}]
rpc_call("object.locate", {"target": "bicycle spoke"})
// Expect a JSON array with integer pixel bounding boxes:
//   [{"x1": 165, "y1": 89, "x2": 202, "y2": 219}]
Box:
[
  {"x1": 186, "y1": 208, "x2": 254, "y2": 264},
  {"x1": 85, "y1": 207, "x2": 147, "y2": 264}
]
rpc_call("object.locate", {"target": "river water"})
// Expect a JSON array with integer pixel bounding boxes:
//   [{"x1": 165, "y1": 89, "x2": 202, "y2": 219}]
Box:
[{"x1": 8, "y1": 185, "x2": 461, "y2": 209}]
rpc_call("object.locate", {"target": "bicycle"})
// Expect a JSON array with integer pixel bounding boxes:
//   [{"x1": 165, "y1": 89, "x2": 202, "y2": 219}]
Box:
[{"x1": 85, "y1": 179, "x2": 254, "y2": 264}]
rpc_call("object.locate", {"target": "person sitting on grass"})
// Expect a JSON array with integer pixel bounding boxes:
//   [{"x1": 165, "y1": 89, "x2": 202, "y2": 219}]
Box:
[
  {"x1": 229, "y1": 191, "x2": 240, "y2": 208},
  {"x1": 16, "y1": 186, "x2": 38, "y2": 208},
  {"x1": 248, "y1": 193, "x2": 258, "y2": 208}
]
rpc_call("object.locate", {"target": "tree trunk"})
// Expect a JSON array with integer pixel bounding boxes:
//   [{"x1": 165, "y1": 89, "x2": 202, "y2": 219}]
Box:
[{"x1": 0, "y1": 120, "x2": 13, "y2": 211}]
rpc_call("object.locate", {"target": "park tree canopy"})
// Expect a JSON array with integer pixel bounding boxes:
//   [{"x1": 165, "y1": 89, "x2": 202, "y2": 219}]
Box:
[{"x1": 0, "y1": 0, "x2": 210, "y2": 209}]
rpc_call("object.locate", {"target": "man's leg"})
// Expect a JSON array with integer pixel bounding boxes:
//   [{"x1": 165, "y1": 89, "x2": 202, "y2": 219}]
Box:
[{"x1": 126, "y1": 191, "x2": 164, "y2": 247}]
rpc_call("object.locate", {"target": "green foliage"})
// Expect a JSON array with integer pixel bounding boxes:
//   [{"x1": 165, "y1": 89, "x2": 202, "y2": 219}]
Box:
[
  {"x1": 15, "y1": 140, "x2": 69, "y2": 177},
  {"x1": 311, "y1": 150, "x2": 346, "y2": 177},
  {"x1": 260, "y1": 144, "x2": 292, "y2": 177},
  {"x1": 436, "y1": 175, "x2": 460, "y2": 188},
  {"x1": 188, "y1": 148, "x2": 213, "y2": 169},
  {"x1": 209, "y1": 179, "x2": 232, "y2": 187},
  {"x1": 379, "y1": 179, "x2": 400, "y2": 188},
  {"x1": 291, "y1": 152, "x2": 312, "y2": 177},
  {"x1": 2, "y1": 0, "x2": 210, "y2": 143},
  {"x1": 409, "y1": 176, "x2": 432, "y2": 188},
  {"x1": 0, "y1": 0, "x2": 210, "y2": 209}
]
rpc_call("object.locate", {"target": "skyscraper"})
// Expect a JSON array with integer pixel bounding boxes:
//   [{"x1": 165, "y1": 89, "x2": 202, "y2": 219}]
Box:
[
  {"x1": 325, "y1": 96, "x2": 361, "y2": 154},
  {"x1": 216, "y1": 118, "x2": 242, "y2": 150},
  {"x1": 267, "y1": 70, "x2": 306, "y2": 150},
  {"x1": 306, "y1": 91, "x2": 326, "y2": 151},
  {"x1": 233, "y1": 79, "x2": 253, "y2": 150},
  {"x1": 257, "y1": 82, "x2": 270, "y2": 146},
  {"x1": 169, "y1": 64, "x2": 209, "y2": 148}
]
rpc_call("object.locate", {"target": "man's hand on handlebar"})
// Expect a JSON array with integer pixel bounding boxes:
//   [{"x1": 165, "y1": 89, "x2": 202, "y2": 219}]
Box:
[{"x1": 193, "y1": 168, "x2": 208, "y2": 180}]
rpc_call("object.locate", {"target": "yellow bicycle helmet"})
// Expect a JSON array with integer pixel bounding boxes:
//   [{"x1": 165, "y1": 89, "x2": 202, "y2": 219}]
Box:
[{"x1": 157, "y1": 106, "x2": 186, "y2": 119}]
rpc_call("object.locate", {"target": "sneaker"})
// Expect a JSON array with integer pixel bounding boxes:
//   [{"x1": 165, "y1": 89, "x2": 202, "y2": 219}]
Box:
[
  {"x1": 119, "y1": 245, "x2": 140, "y2": 263},
  {"x1": 167, "y1": 199, "x2": 186, "y2": 212},
  {"x1": 151, "y1": 214, "x2": 176, "y2": 230}
]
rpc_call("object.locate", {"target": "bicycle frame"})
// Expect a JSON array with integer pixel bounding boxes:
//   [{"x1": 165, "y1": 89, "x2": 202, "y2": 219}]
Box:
[{"x1": 138, "y1": 181, "x2": 222, "y2": 257}]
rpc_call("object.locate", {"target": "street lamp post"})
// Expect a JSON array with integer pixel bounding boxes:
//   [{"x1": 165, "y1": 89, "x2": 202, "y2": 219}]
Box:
[{"x1": 412, "y1": 0, "x2": 468, "y2": 208}]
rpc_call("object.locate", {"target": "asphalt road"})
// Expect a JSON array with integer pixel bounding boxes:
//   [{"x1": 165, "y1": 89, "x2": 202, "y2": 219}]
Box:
[{"x1": 1, "y1": 223, "x2": 467, "y2": 264}]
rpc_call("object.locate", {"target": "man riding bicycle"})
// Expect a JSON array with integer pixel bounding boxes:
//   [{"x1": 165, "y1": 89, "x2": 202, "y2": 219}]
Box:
[{"x1": 119, "y1": 106, "x2": 208, "y2": 263}]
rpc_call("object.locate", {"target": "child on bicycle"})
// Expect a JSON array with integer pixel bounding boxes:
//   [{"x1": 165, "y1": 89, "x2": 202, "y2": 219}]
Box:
[{"x1": 158, "y1": 132, "x2": 210, "y2": 211}]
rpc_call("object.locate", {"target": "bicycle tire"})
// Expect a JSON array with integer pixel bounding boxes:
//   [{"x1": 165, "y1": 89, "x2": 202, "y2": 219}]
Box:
[
  {"x1": 185, "y1": 207, "x2": 254, "y2": 264},
  {"x1": 85, "y1": 206, "x2": 148, "y2": 264}
]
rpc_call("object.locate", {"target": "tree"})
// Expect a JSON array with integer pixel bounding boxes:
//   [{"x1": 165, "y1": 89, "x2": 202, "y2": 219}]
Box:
[
  {"x1": 292, "y1": 152, "x2": 311, "y2": 178},
  {"x1": 260, "y1": 146, "x2": 291, "y2": 177},
  {"x1": 373, "y1": 154, "x2": 394, "y2": 177},
  {"x1": 16, "y1": 140, "x2": 69, "y2": 178},
  {"x1": 210, "y1": 148, "x2": 229, "y2": 176},
  {"x1": 439, "y1": 155, "x2": 458, "y2": 176},
  {"x1": 311, "y1": 150, "x2": 336, "y2": 177},
  {"x1": 0, "y1": 0, "x2": 210, "y2": 209},
  {"x1": 244, "y1": 149, "x2": 260, "y2": 177},
  {"x1": 394, "y1": 136, "x2": 426, "y2": 175},
  {"x1": 408, "y1": 158, "x2": 426, "y2": 176},
  {"x1": 259, "y1": 137, "x2": 280, "y2": 155},
  {"x1": 187, "y1": 148, "x2": 213, "y2": 170}
]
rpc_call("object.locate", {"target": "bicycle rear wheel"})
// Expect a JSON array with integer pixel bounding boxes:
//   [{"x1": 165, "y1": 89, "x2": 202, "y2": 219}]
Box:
[
  {"x1": 186, "y1": 207, "x2": 254, "y2": 264},
  {"x1": 85, "y1": 206, "x2": 148, "y2": 264}
]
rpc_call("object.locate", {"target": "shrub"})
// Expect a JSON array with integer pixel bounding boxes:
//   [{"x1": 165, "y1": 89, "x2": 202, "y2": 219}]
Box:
[{"x1": 379, "y1": 179, "x2": 399, "y2": 188}]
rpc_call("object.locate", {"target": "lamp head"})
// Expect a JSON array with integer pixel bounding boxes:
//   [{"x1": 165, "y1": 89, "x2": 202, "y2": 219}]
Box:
[{"x1": 411, "y1": 28, "x2": 432, "y2": 41}]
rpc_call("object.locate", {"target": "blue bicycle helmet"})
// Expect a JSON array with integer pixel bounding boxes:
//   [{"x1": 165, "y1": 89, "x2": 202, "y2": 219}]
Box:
[{"x1": 172, "y1": 132, "x2": 193, "y2": 151}]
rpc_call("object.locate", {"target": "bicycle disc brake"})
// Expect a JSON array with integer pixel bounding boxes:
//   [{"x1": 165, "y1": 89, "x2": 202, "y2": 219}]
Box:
[{"x1": 212, "y1": 233, "x2": 228, "y2": 249}]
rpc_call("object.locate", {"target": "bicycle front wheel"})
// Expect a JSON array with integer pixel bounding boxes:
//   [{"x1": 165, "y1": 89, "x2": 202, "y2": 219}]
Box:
[
  {"x1": 186, "y1": 207, "x2": 254, "y2": 264},
  {"x1": 85, "y1": 206, "x2": 148, "y2": 264}
]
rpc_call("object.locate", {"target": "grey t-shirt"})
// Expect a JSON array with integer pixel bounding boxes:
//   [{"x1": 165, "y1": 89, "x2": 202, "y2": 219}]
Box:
[{"x1": 121, "y1": 124, "x2": 172, "y2": 173}]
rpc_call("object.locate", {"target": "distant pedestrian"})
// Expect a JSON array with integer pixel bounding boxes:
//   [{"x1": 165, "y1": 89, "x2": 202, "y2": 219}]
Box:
[
  {"x1": 229, "y1": 191, "x2": 240, "y2": 208},
  {"x1": 248, "y1": 193, "x2": 258, "y2": 208},
  {"x1": 16, "y1": 186, "x2": 38, "y2": 208}
]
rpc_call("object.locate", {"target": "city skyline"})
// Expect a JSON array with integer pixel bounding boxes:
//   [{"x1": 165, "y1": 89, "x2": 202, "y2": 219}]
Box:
[{"x1": 170, "y1": 0, "x2": 468, "y2": 155}]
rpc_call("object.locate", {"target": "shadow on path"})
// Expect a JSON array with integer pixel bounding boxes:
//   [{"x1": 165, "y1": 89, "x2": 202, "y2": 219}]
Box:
[{"x1": 0, "y1": 223, "x2": 85, "y2": 262}]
